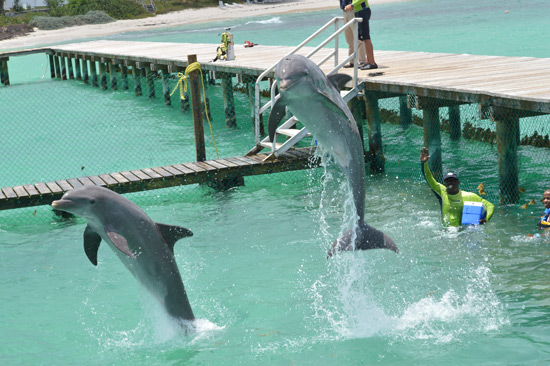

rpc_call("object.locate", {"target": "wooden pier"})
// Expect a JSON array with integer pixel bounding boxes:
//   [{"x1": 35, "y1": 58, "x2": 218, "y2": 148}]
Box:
[
  {"x1": 0, "y1": 148, "x2": 318, "y2": 211},
  {"x1": 1, "y1": 39, "x2": 549, "y2": 207}
]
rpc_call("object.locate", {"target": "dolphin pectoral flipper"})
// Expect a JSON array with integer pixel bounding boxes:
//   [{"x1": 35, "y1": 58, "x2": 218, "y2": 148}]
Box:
[
  {"x1": 104, "y1": 226, "x2": 136, "y2": 259},
  {"x1": 327, "y1": 74, "x2": 352, "y2": 91},
  {"x1": 268, "y1": 96, "x2": 288, "y2": 142},
  {"x1": 84, "y1": 225, "x2": 102, "y2": 266},
  {"x1": 156, "y1": 223, "x2": 193, "y2": 252}
]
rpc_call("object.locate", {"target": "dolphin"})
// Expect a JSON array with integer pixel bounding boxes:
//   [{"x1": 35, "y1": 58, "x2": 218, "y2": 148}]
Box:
[
  {"x1": 51, "y1": 185, "x2": 195, "y2": 323},
  {"x1": 268, "y1": 54, "x2": 398, "y2": 256}
]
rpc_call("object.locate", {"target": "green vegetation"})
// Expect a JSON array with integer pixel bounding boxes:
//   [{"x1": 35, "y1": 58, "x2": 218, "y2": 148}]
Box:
[
  {"x1": 64, "y1": 0, "x2": 150, "y2": 19},
  {"x1": 0, "y1": 0, "x2": 225, "y2": 36},
  {"x1": 29, "y1": 10, "x2": 116, "y2": 30}
]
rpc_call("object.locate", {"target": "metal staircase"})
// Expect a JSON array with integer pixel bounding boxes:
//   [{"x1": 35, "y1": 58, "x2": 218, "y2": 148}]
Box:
[
  {"x1": 135, "y1": 0, "x2": 156, "y2": 13},
  {"x1": 246, "y1": 16, "x2": 364, "y2": 160}
]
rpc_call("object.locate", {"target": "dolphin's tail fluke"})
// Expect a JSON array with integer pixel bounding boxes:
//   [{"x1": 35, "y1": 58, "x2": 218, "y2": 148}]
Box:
[{"x1": 327, "y1": 221, "x2": 398, "y2": 258}]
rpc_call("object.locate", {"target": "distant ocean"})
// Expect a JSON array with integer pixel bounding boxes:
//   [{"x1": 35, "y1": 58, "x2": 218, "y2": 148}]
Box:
[{"x1": 103, "y1": 0, "x2": 550, "y2": 58}]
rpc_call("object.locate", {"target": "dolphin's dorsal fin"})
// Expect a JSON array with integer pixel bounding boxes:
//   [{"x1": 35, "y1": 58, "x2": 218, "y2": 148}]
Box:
[
  {"x1": 327, "y1": 74, "x2": 352, "y2": 91},
  {"x1": 156, "y1": 223, "x2": 193, "y2": 252},
  {"x1": 268, "y1": 96, "x2": 287, "y2": 142},
  {"x1": 84, "y1": 225, "x2": 102, "y2": 266},
  {"x1": 104, "y1": 225, "x2": 136, "y2": 259}
]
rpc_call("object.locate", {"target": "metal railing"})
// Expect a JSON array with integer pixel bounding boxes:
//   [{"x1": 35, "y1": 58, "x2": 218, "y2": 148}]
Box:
[{"x1": 253, "y1": 16, "x2": 363, "y2": 146}]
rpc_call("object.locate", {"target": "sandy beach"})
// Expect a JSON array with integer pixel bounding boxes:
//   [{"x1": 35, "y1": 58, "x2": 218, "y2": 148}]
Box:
[{"x1": 0, "y1": 0, "x2": 405, "y2": 50}]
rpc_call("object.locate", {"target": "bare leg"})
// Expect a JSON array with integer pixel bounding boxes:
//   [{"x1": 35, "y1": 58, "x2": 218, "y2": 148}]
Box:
[{"x1": 364, "y1": 39, "x2": 376, "y2": 65}]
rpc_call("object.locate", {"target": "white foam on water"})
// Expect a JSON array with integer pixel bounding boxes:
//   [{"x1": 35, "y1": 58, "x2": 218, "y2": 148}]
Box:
[{"x1": 245, "y1": 16, "x2": 282, "y2": 25}]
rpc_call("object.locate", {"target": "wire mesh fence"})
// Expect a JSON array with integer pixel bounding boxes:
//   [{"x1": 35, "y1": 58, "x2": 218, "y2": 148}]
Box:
[{"x1": 1, "y1": 53, "x2": 549, "y2": 224}]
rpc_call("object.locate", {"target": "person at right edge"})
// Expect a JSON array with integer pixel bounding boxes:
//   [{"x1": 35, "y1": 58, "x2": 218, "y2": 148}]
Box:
[
  {"x1": 344, "y1": 0, "x2": 377, "y2": 70},
  {"x1": 420, "y1": 147, "x2": 495, "y2": 226}
]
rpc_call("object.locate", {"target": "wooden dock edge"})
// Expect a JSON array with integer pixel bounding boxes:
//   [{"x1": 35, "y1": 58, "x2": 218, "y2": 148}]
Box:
[{"x1": 0, "y1": 149, "x2": 320, "y2": 211}]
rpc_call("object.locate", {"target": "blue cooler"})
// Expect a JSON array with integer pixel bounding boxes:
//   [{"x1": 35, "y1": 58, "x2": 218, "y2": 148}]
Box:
[{"x1": 461, "y1": 201, "x2": 487, "y2": 225}]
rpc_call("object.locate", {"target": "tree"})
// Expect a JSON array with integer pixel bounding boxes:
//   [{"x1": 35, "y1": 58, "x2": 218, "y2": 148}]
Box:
[
  {"x1": 14, "y1": 0, "x2": 24, "y2": 12},
  {"x1": 0, "y1": 0, "x2": 5, "y2": 15}
]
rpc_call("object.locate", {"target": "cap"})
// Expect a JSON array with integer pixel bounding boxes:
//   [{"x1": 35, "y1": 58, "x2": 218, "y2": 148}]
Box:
[{"x1": 444, "y1": 172, "x2": 459, "y2": 181}]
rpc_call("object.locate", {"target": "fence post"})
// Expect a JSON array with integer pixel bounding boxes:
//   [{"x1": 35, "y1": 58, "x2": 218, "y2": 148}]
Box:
[
  {"x1": 365, "y1": 91, "x2": 385, "y2": 173},
  {"x1": 188, "y1": 55, "x2": 206, "y2": 162}
]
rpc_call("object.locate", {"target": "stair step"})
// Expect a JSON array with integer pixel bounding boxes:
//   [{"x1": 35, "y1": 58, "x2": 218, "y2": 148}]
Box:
[
  {"x1": 277, "y1": 128, "x2": 307, "y2": 138},
  {"x1": 260, "y1": 141, "x2": 283, "y2": 150}
]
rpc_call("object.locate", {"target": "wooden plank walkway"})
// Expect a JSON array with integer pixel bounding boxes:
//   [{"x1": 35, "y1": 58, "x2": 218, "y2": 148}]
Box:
[
  {"x1": 0, "y1": 148, "x2": 319, "y2": 211},
  {"x1": 32, "y1": 40, "x2": 550, "y2": 113}
]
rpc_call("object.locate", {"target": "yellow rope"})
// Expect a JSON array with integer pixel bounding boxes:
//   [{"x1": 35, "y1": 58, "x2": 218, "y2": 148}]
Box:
[{"x1": 170, "y1": 62, "x2": 219, "y2": 159}]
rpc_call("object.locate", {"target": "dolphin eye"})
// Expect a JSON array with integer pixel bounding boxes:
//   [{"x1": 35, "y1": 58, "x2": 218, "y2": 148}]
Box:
[{"x1": 90, "y1": 199, "x2": 96, "y2": 205}]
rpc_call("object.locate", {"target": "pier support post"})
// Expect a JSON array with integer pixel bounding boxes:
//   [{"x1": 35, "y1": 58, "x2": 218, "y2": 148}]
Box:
[
  {"x1": 0, "y1": 58, "x2": 9, "y2": 86},
  {"x1": 423, "y1": 106, "x2": 443, "y2": 182},
  {"x1": 48, "y1": 54, "x2": 55, "y2": 79},
  {"x1": 74, "y1": 58, "x2": 82, "y2": 80},
  {"x1": 188, "y1": 55, "x2": 206, "y2": 162},
  {"x1": 54, "y1": 56, "x2": 61, "y2": 79},
  {"x1": 449, "y1": 105, "x2": 461, "y2": 140},
  {"x1": 60, "y1": 56, "x2": 67, "y2": 80},
  {"x1": 161, "y1": 69, "x2": 171, "y2": 106},
  {"x1": 133, "y1": 66, "x2": 142, "y2": 96},
  {"x1": 221, "y1": 72, "x2": 237, "y2": 128},
  {"x1": 109, "y1": 61, "x2": 118, "y2": 90},
  {"x1": 121, "y1": 65, "x2": 129, "y2": 90},
  {"x1": 90, "y1": 60, "x2": 98, "y2": 87},
  {"x1": 99, "y1": 62, "x2": 107, "y2": 90},
  {"x1": 399, "y1": 95, "x2": 412, "y2": 128},
  {"x1": 494, "y1": 107, "x2": 520, "y2": 204},
  {"x1": 144, "y1": 66, "x2": 155, "y2": 98},
  {"x1": 365, "y1": 91, "x2": 385, "y2": 173},
  {"x1": 67, "y1": 57, "x2": 74, "y2": 79},
  {"x1": 82, "y1": 58, "x2": 89, "y2": 84}
]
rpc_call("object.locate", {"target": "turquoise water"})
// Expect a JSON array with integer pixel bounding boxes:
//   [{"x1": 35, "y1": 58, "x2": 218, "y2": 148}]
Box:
[{"x1": 2, "y1": 0, "x2": 550, "y2": 365}]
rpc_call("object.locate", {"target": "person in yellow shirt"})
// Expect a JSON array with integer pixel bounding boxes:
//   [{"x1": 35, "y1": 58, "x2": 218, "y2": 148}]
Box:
[{"x1": 420, "y1": 147, "x2": 495, "y2": 226}]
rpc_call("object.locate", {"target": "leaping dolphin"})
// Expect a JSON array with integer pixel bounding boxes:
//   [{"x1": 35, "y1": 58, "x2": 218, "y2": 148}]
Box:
[
  {"x1": 52, "y1": 185, "x2": 195, "y2": 323},
  {"x1": 268, "y1": 54, "x2": 398, "y2": 256}
]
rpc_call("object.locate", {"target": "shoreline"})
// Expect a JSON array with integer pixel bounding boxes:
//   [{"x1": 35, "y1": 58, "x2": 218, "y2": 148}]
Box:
[{"x1": 0, "y1": 0, "x2": 407, "y2": 51}]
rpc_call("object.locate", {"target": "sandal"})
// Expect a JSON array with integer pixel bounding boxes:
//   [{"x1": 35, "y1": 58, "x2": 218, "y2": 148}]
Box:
[
  {"x1": 343, "y1": 63, "x2": 354, "y2": 68},
  {"x1": 359, "y1": 63, "x2": 378, "y2": 70}
]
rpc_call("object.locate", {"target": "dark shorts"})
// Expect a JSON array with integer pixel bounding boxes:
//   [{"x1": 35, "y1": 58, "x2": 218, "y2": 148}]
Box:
[{"x1": 355, "y1": 7, "x2": 371, "y2": 41}]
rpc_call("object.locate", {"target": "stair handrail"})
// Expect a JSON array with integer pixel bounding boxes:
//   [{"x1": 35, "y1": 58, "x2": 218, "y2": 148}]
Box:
[{"x1": 253, "y1": 16, "x2": 362, "y2": 146}]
